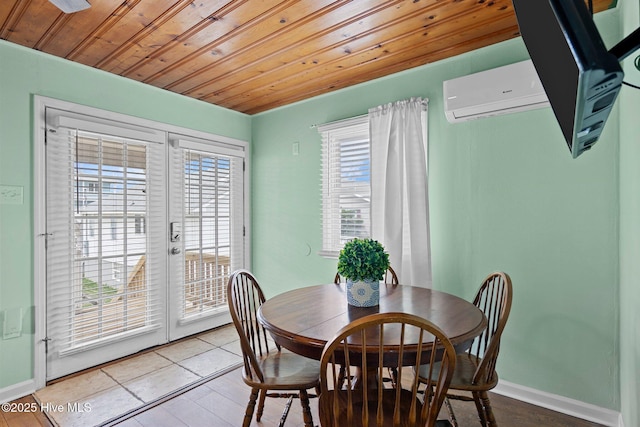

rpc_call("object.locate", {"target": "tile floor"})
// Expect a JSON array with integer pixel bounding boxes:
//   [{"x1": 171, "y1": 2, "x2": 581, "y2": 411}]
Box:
[{"x1": 33, "y1": 324, "x2": 243, "y2": 427}]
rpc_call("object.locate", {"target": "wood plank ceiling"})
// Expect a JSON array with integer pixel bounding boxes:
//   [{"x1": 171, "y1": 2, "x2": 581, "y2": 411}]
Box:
[{"x1": 0, "y1": 0, "x2": 614, "y2": 115}]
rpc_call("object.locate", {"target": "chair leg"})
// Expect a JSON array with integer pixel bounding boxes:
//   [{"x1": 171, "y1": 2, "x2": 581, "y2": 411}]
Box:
[
  {"x1": 256, "y1": 389, "x2": 267, "y2": 421},
  {"x1": 243, "y1": 388, "x2": 259, "y2": 427},
  {"x1": 480, "y1": 391, "x2": 497, "y2": 427},
  {"x1": 472, "y1": 391, "x2": 488, "y2": 427},
  {"x1": 444, "y1": 397, "x2": 459, "y2": 427},
  {"x1": 298, "y1": 389, "x2": 314, "y2": 427}
]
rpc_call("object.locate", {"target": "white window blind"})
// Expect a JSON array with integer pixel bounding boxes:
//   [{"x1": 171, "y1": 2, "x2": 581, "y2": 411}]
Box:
[
  {"x1": 318, "y1": 115, "x2": 370, "y2": 257},
  {"x1": 169, "y1": 136, "x2": 245, "y2": 322},
  {"x1": 45, "y1": 108, "x2": 166, "y2": 357}
]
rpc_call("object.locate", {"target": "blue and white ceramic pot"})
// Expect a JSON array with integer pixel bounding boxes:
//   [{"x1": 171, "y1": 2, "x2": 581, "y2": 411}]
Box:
[{"x1": 346, "y1": 278, "x2": 380, "y2": 307}]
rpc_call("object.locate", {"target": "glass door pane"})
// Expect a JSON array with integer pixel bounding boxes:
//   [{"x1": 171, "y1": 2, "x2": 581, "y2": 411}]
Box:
[
  {"x1": 183, "y1": 153, "x2": 230, "y2": 315},
  {"x1": 45, "y1": 111, "x2": 167, "y2": 380},
  {"x1": 168, "y1": 138, "x2": 244, "y2": 340}
]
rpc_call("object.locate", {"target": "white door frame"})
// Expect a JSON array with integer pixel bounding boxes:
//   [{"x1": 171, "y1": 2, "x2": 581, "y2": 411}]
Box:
[{"x1": 33, "y1": 95, "x2": 250, "y2": 390}]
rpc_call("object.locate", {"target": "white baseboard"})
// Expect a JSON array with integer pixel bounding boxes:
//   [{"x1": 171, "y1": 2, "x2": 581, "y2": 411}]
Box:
[
  {"x1": 0, "y1": 379, "x2": 36, "y2": 404},
  {"x1": 493, "y1": 380, "x2": 623, "y2": 427}
]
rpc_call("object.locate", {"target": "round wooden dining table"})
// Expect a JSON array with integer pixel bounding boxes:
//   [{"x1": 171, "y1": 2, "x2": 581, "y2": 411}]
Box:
[{"x1": 257, "y1": 283, "x2": 487, "y2": 361}]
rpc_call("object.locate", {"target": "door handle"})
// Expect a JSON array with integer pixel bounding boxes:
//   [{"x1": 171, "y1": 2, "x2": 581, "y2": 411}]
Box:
[{"x1": 171, "y1": 247, "x2": 181, "y2": 255}]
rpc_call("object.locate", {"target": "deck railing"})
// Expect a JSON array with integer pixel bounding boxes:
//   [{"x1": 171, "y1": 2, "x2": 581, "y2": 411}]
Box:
[
  {"x1": 183, "y1": 252, "x2": 231, "y2": 314},
  {"x1": 125, "y1": 252, "x2": 231, "y2": 312},
  {"x1": 72, "y1": 252, "x2": 231, "y2": 343}
]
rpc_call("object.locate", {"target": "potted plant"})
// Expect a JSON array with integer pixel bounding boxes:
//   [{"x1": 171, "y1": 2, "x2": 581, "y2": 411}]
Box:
[{"x1": 337, "y1": 238, "x2": 390, "y2": 307}]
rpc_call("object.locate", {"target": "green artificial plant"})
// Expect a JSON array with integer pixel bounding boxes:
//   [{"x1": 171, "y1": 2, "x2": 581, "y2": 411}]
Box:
[{"x1": 337, "y1": 238, "x2": 390, "y2": 282}]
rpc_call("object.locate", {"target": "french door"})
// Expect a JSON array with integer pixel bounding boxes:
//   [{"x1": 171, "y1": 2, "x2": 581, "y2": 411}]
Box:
[
  {"x1": 167, "y1": 135, "x2": 244, "y2": 340},
  {"x1": 43, "y1": 106, "x2": 245, "y2": 380}
]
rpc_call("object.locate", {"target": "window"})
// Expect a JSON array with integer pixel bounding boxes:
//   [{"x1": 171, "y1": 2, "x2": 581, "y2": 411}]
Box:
[
  {"x1": 134, "y1": 216, "x2": 145, "y2": 234},
  {"x1": 110, "y1": 218, "x2": 118, "y2": 240},
  {"x1": 318, "y1": 116, "x2": 370, "y2": 257}
]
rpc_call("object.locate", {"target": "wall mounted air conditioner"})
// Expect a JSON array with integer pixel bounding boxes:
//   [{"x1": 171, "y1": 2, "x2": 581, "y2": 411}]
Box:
[{"x1": 443, "y1": 60, "x2": 550, "y2": 123}]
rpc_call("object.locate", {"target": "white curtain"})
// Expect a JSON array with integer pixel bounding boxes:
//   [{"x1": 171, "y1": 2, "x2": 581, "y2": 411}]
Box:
[{"x1": 369, "y1": 97, "x2": 431, "y2": 287}]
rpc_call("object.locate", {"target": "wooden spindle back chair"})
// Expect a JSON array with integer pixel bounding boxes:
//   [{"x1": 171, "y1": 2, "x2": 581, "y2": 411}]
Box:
[
  {"x1": 417, "y1": 271, "x2": 513, "y2": 427},
  {"x1": 319, "y1": 312, "x2": 456, "y2": 427},
  {"x1": 227, "y1": 269, "x2": 320, "y2": 427}
]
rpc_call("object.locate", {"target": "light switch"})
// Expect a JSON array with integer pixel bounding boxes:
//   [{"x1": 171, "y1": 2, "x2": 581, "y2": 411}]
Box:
[
  {"x1": 0, "y1": 185, "x2": 24, "y2": 205},
  {"x1": 292, "y1": 141, "x2": 300, "y2": 156}
]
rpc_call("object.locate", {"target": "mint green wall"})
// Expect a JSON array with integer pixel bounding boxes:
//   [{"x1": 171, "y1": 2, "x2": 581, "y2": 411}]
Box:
[
  {"x1": 0, "y1": 40, "x2": 250, "y2": 390},
  {"x1": 618, "y1": 1, "x2": 640, "y2": 426},
  {"x1": 252, "y1": 10, "x2": 622, "y2": 410}
]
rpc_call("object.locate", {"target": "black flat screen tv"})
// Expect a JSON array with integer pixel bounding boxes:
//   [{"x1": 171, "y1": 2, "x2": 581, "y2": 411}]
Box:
[{"x1": 512, "y1": 0, "x2": 624, "y2": 158}]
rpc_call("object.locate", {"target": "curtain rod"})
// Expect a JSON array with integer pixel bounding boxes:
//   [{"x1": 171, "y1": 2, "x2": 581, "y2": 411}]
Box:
[
  {"x1": 310, "y1": 114, "x2": 367, "y2": 129},
  {"x1": 310, "y1": 97, "x2": 428, "y2": 129}
]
